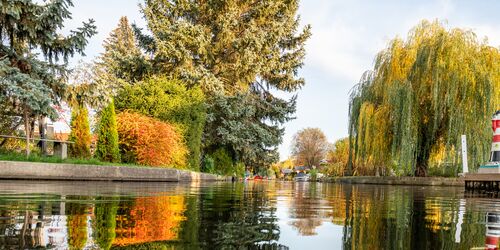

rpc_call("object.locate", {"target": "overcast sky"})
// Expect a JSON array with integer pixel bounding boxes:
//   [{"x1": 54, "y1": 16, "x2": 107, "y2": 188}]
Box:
[{"x1": 62, "y1": 0, "x2": 500, "y2": 160}]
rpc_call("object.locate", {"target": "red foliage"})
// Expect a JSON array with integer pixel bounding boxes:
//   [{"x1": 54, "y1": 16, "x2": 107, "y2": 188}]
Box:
[
  {"x1": 116, "y1": 111, "x2": 187, "y2": 168},
  {"x1": 113, "y1": 196, "x2": 186, "y2": 246}
]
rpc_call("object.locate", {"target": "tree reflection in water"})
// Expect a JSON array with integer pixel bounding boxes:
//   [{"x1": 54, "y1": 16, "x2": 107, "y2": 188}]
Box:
[{"x1": 0, "y1": 182, "x2": 499, "y2": 249}]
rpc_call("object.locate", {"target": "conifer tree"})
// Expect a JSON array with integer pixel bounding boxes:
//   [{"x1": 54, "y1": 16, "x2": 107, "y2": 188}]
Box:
[
  {"x1": 68, "y1": 105, "x2": 91, "y2": 158},
  {"x1": 134, "y1": 0, "x2": 311, "y2": 169},
  {"x1": 95, "y1": 100, "x2": 120, "y2": 163},
  {"x1": 94, "y1": 16, "x2": 149, "y2": 93},
  {"x1": 0, "y1": 0, "x2": 96, "y2": 155}
]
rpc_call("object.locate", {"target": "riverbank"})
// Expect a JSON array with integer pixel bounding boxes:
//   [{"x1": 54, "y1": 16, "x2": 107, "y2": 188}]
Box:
[
  {"x1": 0, "y1": 161, "x2": 230, "y2": 182},
  {"x1": 320, "y1": 176, "x2": 464, "y2": 186}
]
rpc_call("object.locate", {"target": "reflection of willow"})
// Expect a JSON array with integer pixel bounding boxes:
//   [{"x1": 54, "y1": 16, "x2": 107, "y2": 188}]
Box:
[
  {"x1": 65, "y1": 196, "x2": 91, "y2": 250},
  {"x1": 199, "y1": 182, "x2": 287, "y2": 249},
  {"x1": 289, "y1": 182, "x2": 325, "y2": 236},
  {"x1": 335, "y1": 185, "x2": 485, "y2": 250}
]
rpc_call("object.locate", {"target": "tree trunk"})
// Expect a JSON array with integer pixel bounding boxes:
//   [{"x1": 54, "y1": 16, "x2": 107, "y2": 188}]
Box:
[
  {"x1": 414, "y1": 164, "x2": 427, "y2": 177},
  {"x1": 38, "y1": 115, "x2": 47, "y2": 155},
  {"x1": 415, "y1": 153, "x2": 429, "y2": 177},
  {"x1": 24, "y1": 110, "x2": 30, "y2": 157}
]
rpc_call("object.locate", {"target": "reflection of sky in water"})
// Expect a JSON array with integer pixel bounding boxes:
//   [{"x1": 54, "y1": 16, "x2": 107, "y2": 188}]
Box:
[{"x1": 277, "y1": 197, "x2": 344, "y2": 249}]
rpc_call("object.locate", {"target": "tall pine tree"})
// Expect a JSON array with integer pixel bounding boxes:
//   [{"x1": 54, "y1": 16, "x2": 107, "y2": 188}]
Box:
[
  {"x1": 135, "y1": 0, "x2": 311, "y2": 169},
  {"x1": 94, "y1": 16, "x2": 149, "y2": 93}
]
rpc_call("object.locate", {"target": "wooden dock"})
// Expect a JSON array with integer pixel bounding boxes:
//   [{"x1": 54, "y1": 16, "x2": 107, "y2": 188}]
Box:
[{"x1": 465, "y1": 174, "x2": 500, "y2": 191}]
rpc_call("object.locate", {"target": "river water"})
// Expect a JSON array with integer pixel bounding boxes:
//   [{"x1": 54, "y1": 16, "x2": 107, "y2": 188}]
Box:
[{"x1": 0, "y1": 180, "x2": 497, "y2": 249}]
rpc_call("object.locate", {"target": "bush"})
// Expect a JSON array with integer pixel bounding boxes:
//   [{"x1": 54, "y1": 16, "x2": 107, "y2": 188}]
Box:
[
  {"x1": 202, "y1": 155, "x2": 215, "y2": 173},
  {"x1": 234, "y1": 162, "x2": 245, "y2": 178},
  {"x1": 210, "y1": 148, "x2": 234, "y2": 176},
  {"x1": 95, "y1": 100, "x2": 121, "y2": 162},
  {"x1": 309, "y1": 168, "x2": 318, "y2": 181},
  {"x1": 69, "y1": 105, "x2": 91, "y2": 158},
  {"x1": 116, "y1": 111, "x2": 187, "y2": 168},
  {"x1": 115, "y1": 77, "x2": 206, "y2": 170}
]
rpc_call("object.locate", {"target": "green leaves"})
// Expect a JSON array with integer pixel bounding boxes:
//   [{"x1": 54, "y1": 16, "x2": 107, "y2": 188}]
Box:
[
  {"x1": 349, "y1": 20, "x2": 500, "y2": 176},
  {"x1": 115, "y1": 77, "x2": 206, "y2": 170}
]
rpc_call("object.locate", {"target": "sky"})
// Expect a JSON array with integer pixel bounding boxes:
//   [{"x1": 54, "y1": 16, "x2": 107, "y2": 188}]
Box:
[{"x1": 62, "y1": 0, "x2": 500, "y2": 160}]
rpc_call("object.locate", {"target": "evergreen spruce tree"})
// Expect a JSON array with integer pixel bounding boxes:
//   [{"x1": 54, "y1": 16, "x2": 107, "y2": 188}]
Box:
[
  {"x1": 0, "y1": 0, "x2": 96, "y2": 155},
  {"x1": 134, "y1": 0, "x2": 311, "y2": 169},
  {"x1": 94, "y1": 16, "x2": 149, "y2": 93},
  {"x1": 68, "y1": 105, "x2": 91, "y2": 158},
  {"x1": 95, "y1": 100, "x2": 120, "y2": 163}
]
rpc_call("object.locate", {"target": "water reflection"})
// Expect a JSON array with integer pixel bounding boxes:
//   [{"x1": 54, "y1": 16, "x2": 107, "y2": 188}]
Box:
[{"x1": 0, "y1": 181, "x2": 499, "y2": 249}]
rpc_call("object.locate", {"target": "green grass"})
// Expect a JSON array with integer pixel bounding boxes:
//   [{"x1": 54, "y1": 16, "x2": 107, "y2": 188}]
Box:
[{"x1": 0, "y1": 150, "x2": 142, "y2": 168}]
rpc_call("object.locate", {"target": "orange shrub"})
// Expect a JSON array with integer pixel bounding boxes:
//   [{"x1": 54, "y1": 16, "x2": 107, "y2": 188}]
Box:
[{"x1": 116, "y1": 111, "x2": 188, "y2": 168}]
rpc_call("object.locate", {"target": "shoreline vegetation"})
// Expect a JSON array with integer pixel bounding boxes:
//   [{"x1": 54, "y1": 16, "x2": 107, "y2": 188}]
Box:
[
  {"x1": 0, "y1": 160, "x2": 230, "y2": 182},
  {"x1": 1, "y1": 1, "x2": 498, "y2": 181},
  {"x1": 0, "y1": 155, "x2": 463, "y2": 187}
]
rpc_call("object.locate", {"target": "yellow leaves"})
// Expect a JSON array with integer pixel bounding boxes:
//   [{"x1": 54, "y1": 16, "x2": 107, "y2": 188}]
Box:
[
  {"x1": 351, "y1": 19, "x2": 500, "y2": 175},
  {"x1": 116, "y1": 111, "x2": 188, "y2": 168},
  {"x1": 113, "y1": 196, "x2": 186, "y2": 247}
]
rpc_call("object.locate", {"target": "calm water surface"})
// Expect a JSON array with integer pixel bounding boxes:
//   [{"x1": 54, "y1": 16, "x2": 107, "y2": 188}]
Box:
[{"x1": 0, "y1": 180, "x2": 497, "y2": 249}]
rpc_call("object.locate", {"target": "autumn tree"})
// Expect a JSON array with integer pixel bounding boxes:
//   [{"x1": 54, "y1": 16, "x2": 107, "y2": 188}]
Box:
[
  {"x1": 291, "y1": 128, "x2": 329, "y2": 168},
  {"x1": 325, "y1": 138, "x2": 350, "y2": 176},
  {"x1": 349, "y1": 20, "x2": 500, "y2": 176},
  {"x1": 95, "y1": 100, "x2": 120, "y2": 163},
  {"x1": 0, "y1": 0, "x2": 96, "y2": 155}
]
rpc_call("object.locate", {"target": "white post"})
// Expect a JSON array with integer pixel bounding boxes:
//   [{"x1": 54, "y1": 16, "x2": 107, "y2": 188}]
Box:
[
  {"x1": 461, "y1": 135, "x2": 469, "y2": 174},
  {"x1": 455, "y1": 199, "x2": 466, "y2": 243}
]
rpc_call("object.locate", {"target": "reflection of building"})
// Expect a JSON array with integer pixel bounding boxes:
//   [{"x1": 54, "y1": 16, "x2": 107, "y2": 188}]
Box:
[{"x1": 0, "y1": 199, "x2": 67, "y2": 249}]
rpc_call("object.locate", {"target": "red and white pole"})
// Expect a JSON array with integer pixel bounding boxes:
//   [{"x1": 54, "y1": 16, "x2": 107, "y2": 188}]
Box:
[
  {"x1": 491, "y1": 111, "x2": 500, "y2": 163},
  {"x1": 486, "y1": 213, "x2": 500, "y2": 250}
]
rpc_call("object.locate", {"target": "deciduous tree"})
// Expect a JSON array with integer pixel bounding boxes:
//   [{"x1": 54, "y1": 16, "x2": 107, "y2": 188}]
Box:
[
  {"x1": 349, "y1": 20, "x2": 500, "y2": 176},
  {"x1": 291, "y1": 128, "x2": 329, "y2": 168},
  {"x1": 116, "y1": 111, "x2": 188, "y2": 168}
]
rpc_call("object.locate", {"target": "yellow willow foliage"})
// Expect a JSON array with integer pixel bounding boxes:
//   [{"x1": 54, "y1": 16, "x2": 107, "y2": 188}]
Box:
[
  {"x1": 349, "y1": 20, "x2": 500, "y2": 176},
  {"x1": 354, "y1": 103, "x2": 392, "y2": 175}
]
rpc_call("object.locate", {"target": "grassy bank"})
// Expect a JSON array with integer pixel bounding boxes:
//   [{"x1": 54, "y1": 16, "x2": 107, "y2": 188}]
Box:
[{"x1": 0, "y1": 151, "x2": 140, "y2": 168}]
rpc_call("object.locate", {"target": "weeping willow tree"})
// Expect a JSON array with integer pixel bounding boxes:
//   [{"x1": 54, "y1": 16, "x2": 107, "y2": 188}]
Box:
[{"x1": 348, "y1": 20, "x2": 500, "y2": 176}]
